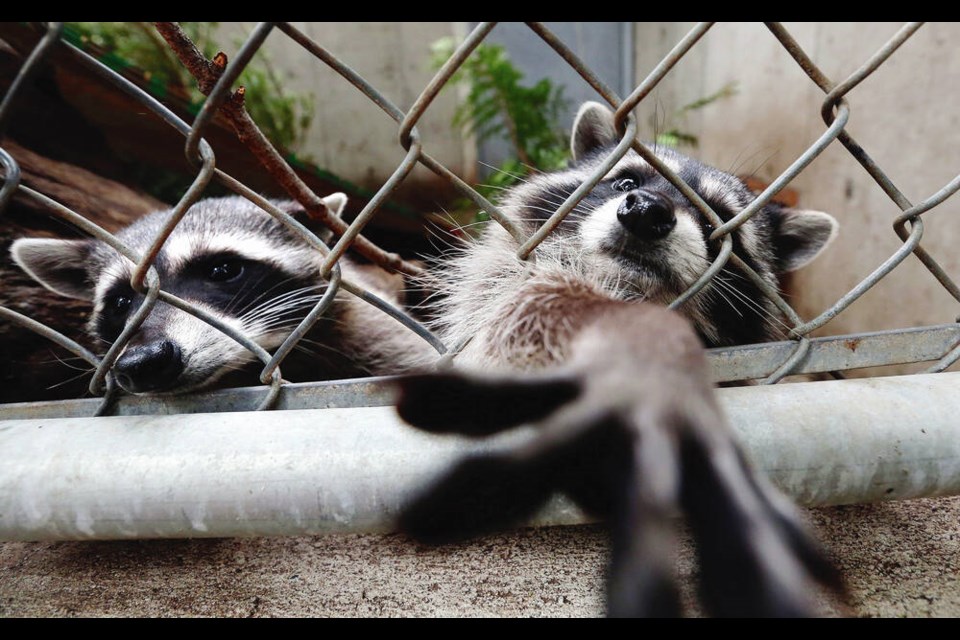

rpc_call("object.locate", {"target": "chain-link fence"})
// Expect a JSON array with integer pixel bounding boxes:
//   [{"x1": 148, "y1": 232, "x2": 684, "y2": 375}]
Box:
[{"x1": 1, "y1": 21, "x2": 959, "y2": 418}]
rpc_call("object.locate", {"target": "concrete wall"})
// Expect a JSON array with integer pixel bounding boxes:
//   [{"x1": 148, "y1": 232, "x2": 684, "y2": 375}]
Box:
[{"x1": 633, "y1": 22, "x2": 960, "y2": 374}]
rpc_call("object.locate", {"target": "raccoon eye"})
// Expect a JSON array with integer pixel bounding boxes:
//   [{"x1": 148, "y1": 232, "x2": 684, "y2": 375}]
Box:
[
  {"x1": 107, "y1": 295, "x2": 132, "y2": 316},
  {"x1": 208, "y1": 260, "x2": 244, "y2": 283},
  {"x1": 613, "y1": 177, "x2": 638, "y2": 192}
]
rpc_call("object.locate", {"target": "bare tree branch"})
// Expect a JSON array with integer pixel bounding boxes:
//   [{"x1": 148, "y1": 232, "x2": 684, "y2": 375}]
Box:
[{"x1": 153, "y1": 21, "x2": 422, "y2": 277}]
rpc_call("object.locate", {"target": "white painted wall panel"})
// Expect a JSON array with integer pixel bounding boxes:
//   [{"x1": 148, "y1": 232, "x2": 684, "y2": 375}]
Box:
[{"x1": 635, "y1": 22, "x2": 960, "y2": 374}]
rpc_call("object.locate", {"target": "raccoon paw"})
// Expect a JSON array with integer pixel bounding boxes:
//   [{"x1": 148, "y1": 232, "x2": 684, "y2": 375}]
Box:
[{"x1": 393, "y1": 369, "x2": 843, "y2": 617}]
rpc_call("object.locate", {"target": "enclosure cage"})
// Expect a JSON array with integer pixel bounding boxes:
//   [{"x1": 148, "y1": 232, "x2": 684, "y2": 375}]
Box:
[{"x1": 1, "y1": 21, "x2": 959, "y2": 542}]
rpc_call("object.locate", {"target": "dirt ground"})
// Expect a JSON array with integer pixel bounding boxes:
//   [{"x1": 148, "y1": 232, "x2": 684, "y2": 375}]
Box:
[{"x1": 2, "y1": 495, "x2": 958, "y2": 618}]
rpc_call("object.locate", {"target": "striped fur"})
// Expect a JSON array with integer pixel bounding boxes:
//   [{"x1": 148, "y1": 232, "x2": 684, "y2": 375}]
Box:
[
  {"x1": 396, "y1": 102, "x2": 843, "y2": 617},
  {"x1": 424, "y1": 102, "x2": 838, "y2": 368},
  {"x1": 11, "y1": 194, "x2": 434, "y2": 394}
]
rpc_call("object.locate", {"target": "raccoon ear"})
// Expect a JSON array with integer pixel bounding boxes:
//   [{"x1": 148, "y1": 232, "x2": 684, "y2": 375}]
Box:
[
  {"x1": 321, "y1": 192, "x2": 348, "y2": 218},
  {"x1": 276, "y1": 193, "x2": 348, "y2": 243},
  {"x1": 10, "y1": 238, "x2": 94, "y2": 300},
  {"x1": 273, "y1": 192, "x2": 348, "y2": 219},
  {"x1": 571, "y1": 101, "x2": 619, "y2": 161},
  {"x1": 772, "y1": 208, "x2": 839, "y2": 272}
]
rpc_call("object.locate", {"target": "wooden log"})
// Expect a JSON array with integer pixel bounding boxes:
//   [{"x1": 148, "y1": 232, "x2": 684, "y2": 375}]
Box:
[{"x1": 1, "y1": 139, "x2": 165, "y2": 404}]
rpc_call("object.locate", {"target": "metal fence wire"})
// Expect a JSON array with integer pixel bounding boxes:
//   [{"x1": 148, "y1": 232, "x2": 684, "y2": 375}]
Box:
[{"x1": 2, "y1": 21, "x2": 960, "y2": 417}]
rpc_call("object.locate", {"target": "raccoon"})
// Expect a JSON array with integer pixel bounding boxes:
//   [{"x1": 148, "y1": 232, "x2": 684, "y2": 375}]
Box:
[
  {"x1": 394, "y1": 102, "x2": 844, "y2": 616},
  {"x1": 10, "y1": 193, "x2": 434, "y2": 395},
  {"x1": 427, "y1": 101, "x2": 838, "y2": 371}
]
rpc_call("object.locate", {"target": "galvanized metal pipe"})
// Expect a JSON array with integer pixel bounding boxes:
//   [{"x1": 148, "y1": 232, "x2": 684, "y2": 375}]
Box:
[
  {"x1": 2, "y1": 372, "x2": 959, "y2": 542},
  {"x1": 723, "y1": 372, "x2": 960, "y2": 506}
]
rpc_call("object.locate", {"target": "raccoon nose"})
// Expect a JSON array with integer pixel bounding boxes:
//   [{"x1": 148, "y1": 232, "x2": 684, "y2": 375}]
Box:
[
  {"x1": 617, "y1": 190, "x2": 676, "y2": 241},
  {"x1": 113, "y1": 340, "x2": 184, "y2": 394}
]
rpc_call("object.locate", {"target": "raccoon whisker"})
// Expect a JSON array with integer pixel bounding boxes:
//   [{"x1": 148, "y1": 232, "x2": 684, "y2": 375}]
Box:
[
  {"x1": 91, "y1": 335, "x2": 115, "y2": 347},
  {"x1": 615, "y1": 237, "x2": 791, "y2": 334},
  {"x1": 287, "y1": 335, "x2": 363, "y2": 362},
  {"x1": 712, "y1": 276, "x2": 793, "y2": 332},
  {"x1": 426, "y1": 229, "x2": 461, "y2": 250},
  {"x1": 514, "y1": 189, "x2": 594, "y2": 212},
  {"x1": 705, "y1": 278, "x2": 745, "y2": 319},
  {"x1": 46, "y1": 366, "x2": 96, "y2": 391},
  {"x1": 235, "y1": 282, "x2": 324, "y2": 319},
  {"x1": 425, "y1": 220, "x2": 476, "y2": 248},
  {"x1": 251, "y1": 316, "x2": 319, "y2": 335},
  {"x1": 245, "y1": 289, "x2": 324, "y2": 314},
  {"x1": 516, "y1": 159, "x2": 545, "y2": 175},
  {"x1": 249, "y1": 323, "x2": 303, "y2": 338},
  {"x1": 432, "y1": 207, "x2": 492, "y2": 242},
  {"x1": 247, "y1": 291, "x2": 326, "y2": 316},
  {"x1": 477, "y1": 161, "x2": 533, "y2": 185},
  {"x1": 250, "y1": 301, "x2": 320, "y2": 319},
  {"x1": 530, "y1": 192, "x2": 593, "y2": 210},
  {"x1": 498, "y1": 216, "x2": 568, "y2": 223},
  {"x1": 44, "y1": 355, "x2": 98, "y2": 372},
  {"x1": 430, "y1": 221, "x2": 475, "y2": 241},
  {"x1": 476, "y1": 183, "x2": 593, "y2": 214},
  {"x1": 423, "y1": 207, "x2": 462, "y2": 234},
  {"x1": 243, "y1": 311, "x2": 309, "y2": 331},
  {"x1": 244, "y1": 318, "x2": 315, "y2": 337},
  {"x1": 246, "y1": 315, "x2": 319, "y2": 336},
  {"x1": 716, "y1": 266, "x2": 751, "y2": 285},
  {"x1": 250, "y1": 298, "x2": 328, "y2": 324},
  {"x1": 667, "y1": 243, "x2": 756, "y2": 288},
  {"x1": 725, "y1": 144, "x2": 764, "y2": 178},
  {"x1": 37, "y1": 350, "x2": 90, "y2": 366},
  {"x1": 710, "y1": 274, "x2": 776, "y2": 317},
  {"x1": 475, "y1": 182, "x2": 521, "y2": 192},
  {"x1": 408, "y1": 288, "x2": 449, "y2": 313},
  {"x1": 286, "y1": 335, "x2": 328, "y2": 348},
  {"x1": 291, "y1": 343, "x2": 324, "y2": 358},
  {"x1": 738, "y1": 147, "x2": 781, "y2": 186},
  {"x1": 521, "y1": 203, "x2": 593, "y2": 219},
  {"x1": 230, "y1": 270, "x2": 315, "y2": 318},
  {"x1": 225, "y1": 274, "x2": 286, "y2": 318},
  {"x1": 238, "y1": 288, "x2": 325, "y2": 322},
  {"x1": 286, "y1": 336, "x2": 345, "y2": 357},
  {"x1": 211, "y1": 361, "x2": 249, "y2": 375},
  {"x1": 223, "y1": 269, "x2": 276, "y2": 316},
  {"x1": 450, "y1": 219, "x2": 496, "y2": 231},
  {"x1": 251, "y1": 279, "x2": 322, "y2": 305}
]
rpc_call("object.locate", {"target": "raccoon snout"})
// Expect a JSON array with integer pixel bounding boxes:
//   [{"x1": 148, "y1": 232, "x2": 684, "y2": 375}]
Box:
[
  {"x1": 617, "y1": 190, "x2": 676, "y2": 241},
  {"x1": 113, "y1": 340, "x2": 185, "y2": 394}
]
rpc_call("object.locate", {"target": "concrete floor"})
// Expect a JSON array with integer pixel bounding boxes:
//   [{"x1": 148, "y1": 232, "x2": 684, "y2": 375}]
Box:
[{"x1": 2, "y1": 495, "x2": 958, "y2": 617}]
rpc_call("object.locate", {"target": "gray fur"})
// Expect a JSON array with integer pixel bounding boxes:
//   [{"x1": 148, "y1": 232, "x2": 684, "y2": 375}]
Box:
[
  {"x1": 11, "y1": 194, "x2": 433, "y2": 394},
  {"x1": 425, "y1": 101, "x2": 839, "y2": 359},
  {"x1": 397, "y1": 101, "x2": 844, "y2": 616}
]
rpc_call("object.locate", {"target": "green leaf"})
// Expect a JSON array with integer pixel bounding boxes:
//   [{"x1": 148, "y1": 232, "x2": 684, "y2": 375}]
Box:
[
  {"x1": 67, "y1": 22, "x2": 315, "y2": 155},
  {"x1": 679, "y1": 81, "x2": 738, "y2": 113}
]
